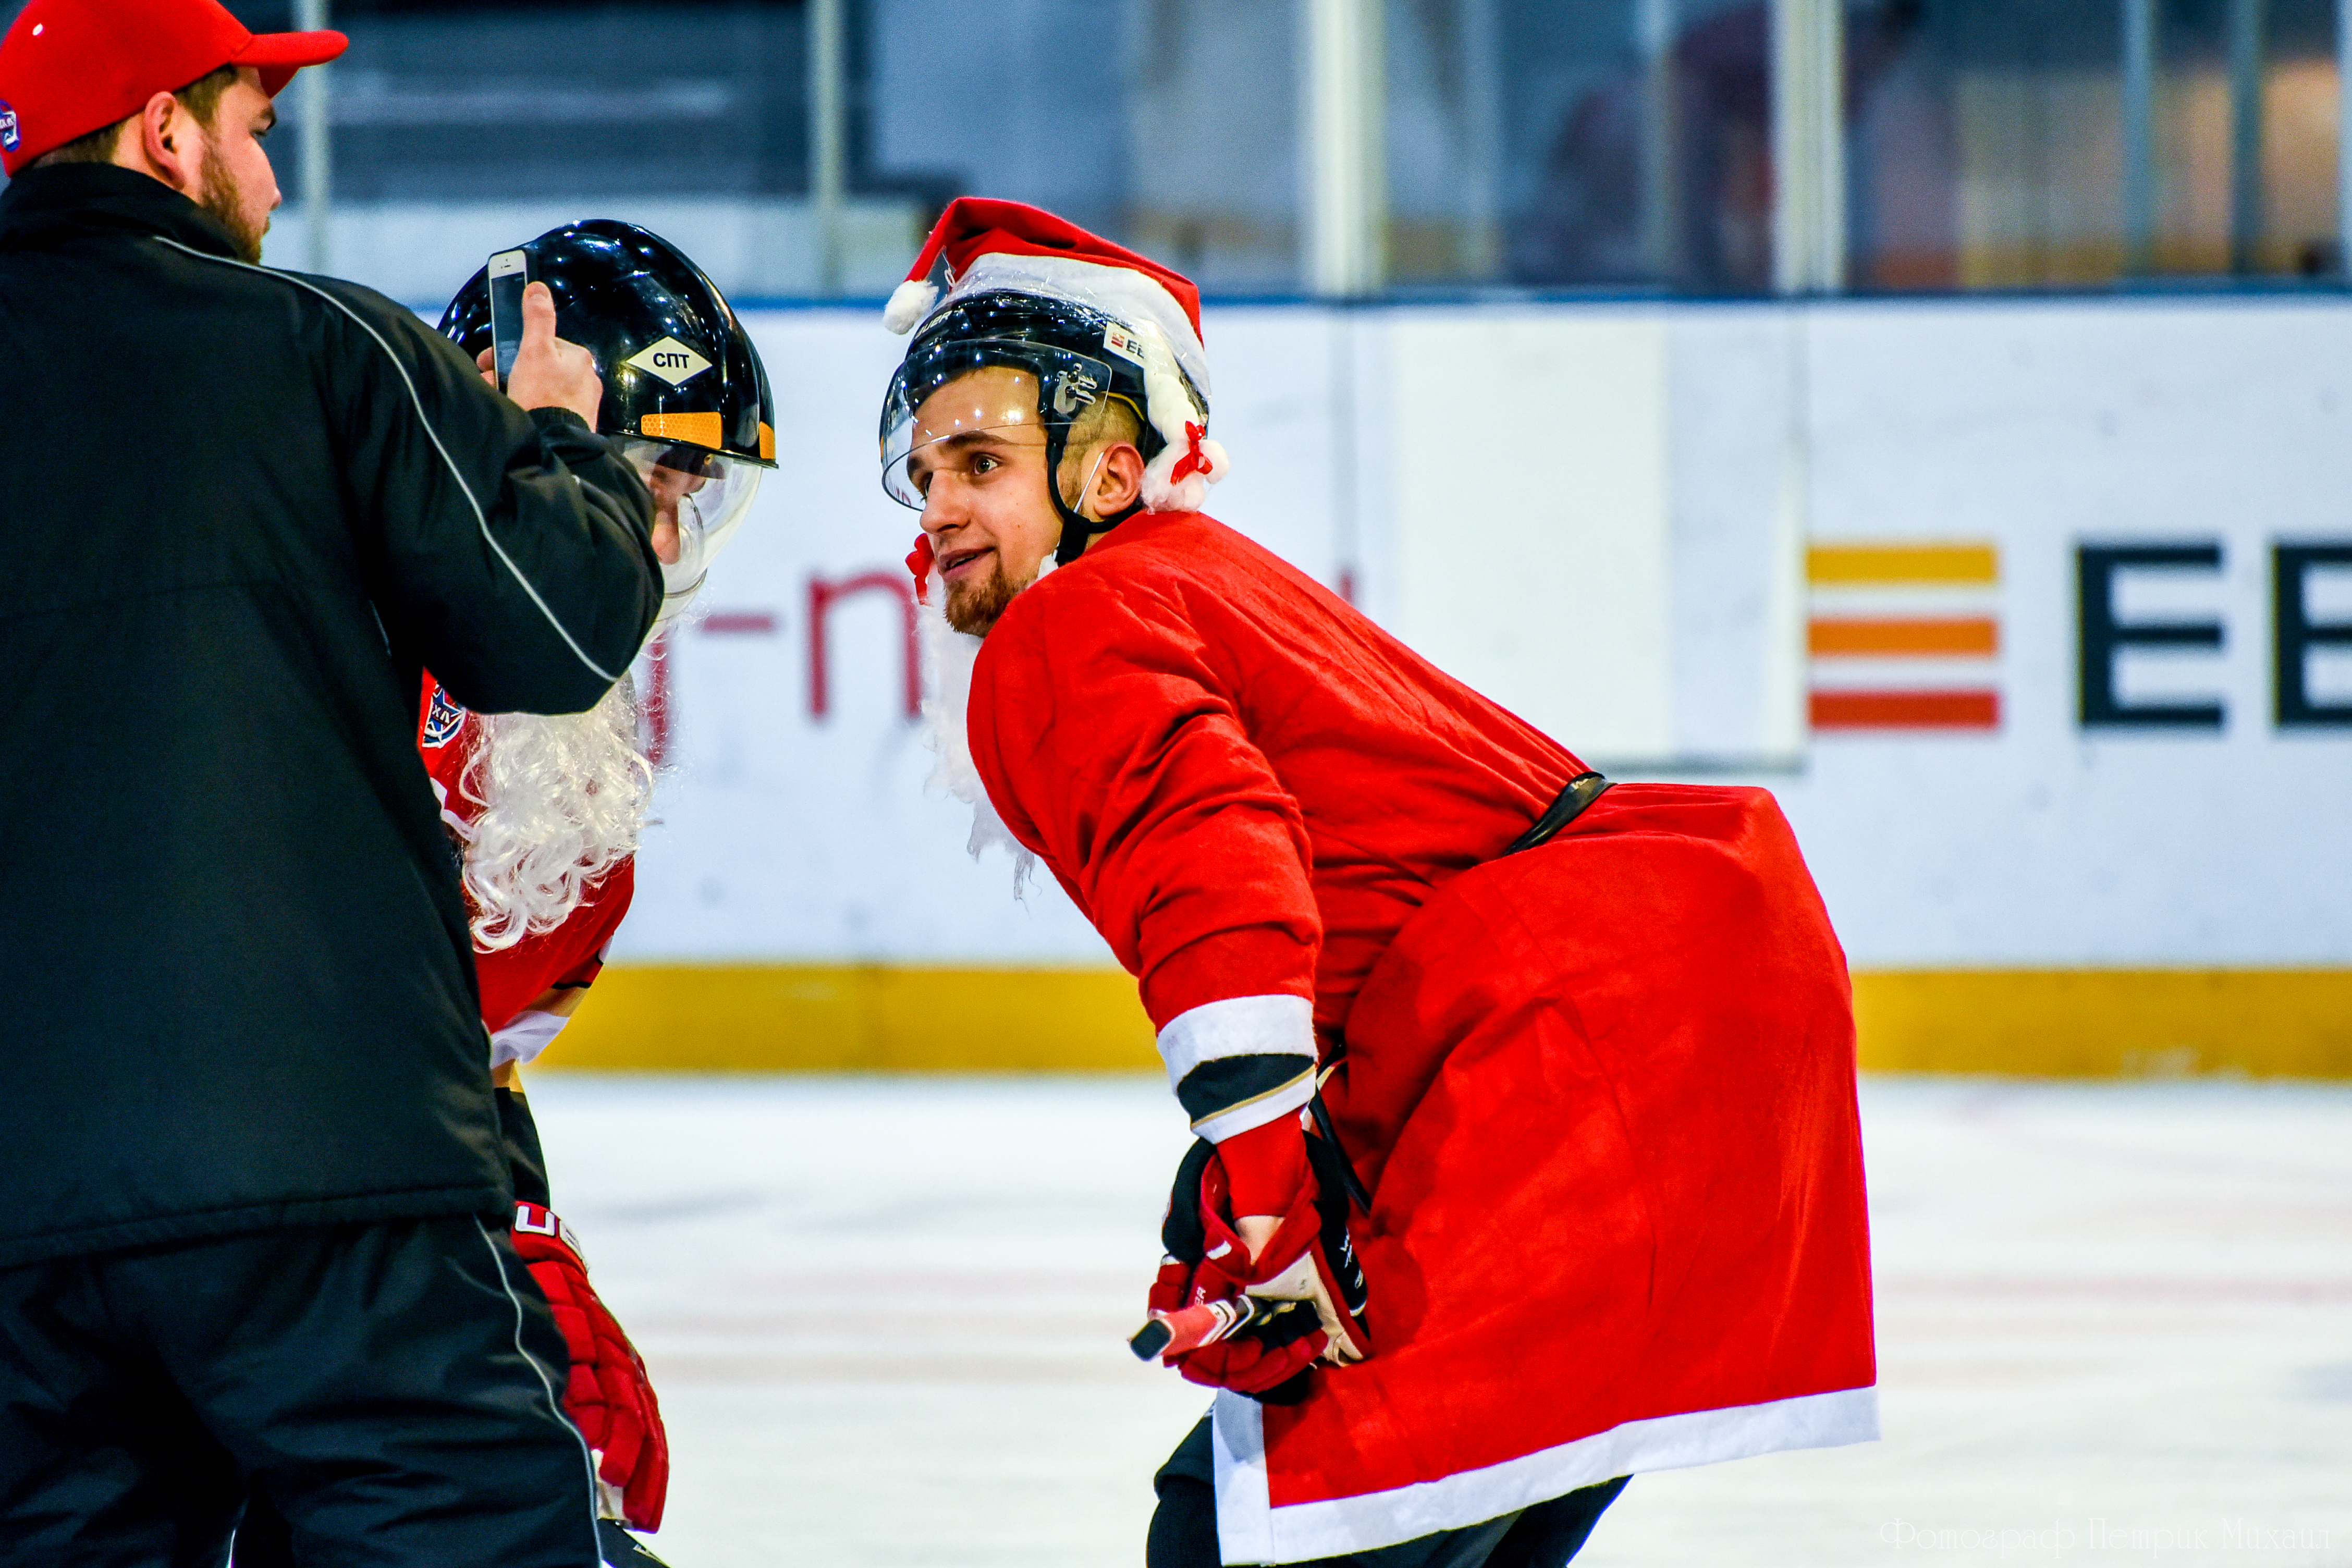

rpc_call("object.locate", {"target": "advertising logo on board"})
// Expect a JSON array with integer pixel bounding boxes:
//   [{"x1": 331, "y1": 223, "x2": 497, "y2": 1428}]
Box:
[
  {"x1": 1807, "y1": 538, "x2": 2352, "y2": 738},
  {"x1": 1808, "y1": 541, "x2": 2002, "y2": 733}
]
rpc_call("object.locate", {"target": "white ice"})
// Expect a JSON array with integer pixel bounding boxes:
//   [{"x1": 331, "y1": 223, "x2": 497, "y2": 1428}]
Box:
[{"x1": 528, "y1": 1074, "x2": 2352, "y2": 1567}]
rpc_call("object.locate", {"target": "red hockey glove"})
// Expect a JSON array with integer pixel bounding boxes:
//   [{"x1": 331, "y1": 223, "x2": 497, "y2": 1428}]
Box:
[
  {"x1": 511, "y1": 1203, "x2": 670, "y2": 1532},
  {"x1": 1242, "y1": 1128, "x2": 1371, "y2": 1364},
  {"x1": 1144, "y1": 1131, "x2": 1371, "y2": 1402},
  {"x1": 1145, "y1": 1187, "x2": 1325, "y2": 1398}
]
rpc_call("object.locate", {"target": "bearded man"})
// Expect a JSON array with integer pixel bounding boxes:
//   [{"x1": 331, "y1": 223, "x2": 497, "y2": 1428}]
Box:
[
  {"x1": 452, "y1": 218, "x2": 773, "y2": 1556},
  {"x1": 881, "y1": 200, "x2": 1878, "y2": 1568},
  {"x1": 0, "y1": 0, "x2": 670, "y2": 1562}
]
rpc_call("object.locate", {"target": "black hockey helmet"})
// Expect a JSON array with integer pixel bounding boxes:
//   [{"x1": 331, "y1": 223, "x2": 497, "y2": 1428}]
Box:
[
  {"x1": 880, "y1": 289, "x2": 1203, "y2": 566},
  {"x1": 442, "y1": 220, "x2": 776, "y2": 619}
]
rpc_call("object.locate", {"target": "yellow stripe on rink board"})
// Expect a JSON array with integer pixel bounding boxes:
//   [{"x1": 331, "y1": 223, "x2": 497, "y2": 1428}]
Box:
[
  {"x1": 538, "y1": 965, "x2": 2352, "y2": 1079},
  {"x1": 1808, "y1": 542, "x2": 2000, "y2": 584},
  {"x1": 541, "y1": 964, "x2": 1160, "y2": 1073},
  {"x1": 1852, "y1": 970, "x2": 2352, "y2": 1077}
]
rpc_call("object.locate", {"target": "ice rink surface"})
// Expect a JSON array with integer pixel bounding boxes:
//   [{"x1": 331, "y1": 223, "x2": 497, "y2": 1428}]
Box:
[{"x1": 527, "y1": 1074, "x2": 2352, "y2": 1567}]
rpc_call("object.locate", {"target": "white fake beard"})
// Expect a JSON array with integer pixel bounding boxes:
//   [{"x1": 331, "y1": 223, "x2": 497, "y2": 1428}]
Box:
[
  {"x1": 917, "y1": 559, "x2": 1051, "y2": 894},
  {"x1": 459, "y1": 680, "x2": 654, "y2": 952}
]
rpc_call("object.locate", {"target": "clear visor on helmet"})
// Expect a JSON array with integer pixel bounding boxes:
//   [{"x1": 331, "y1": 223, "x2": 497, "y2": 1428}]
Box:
[
  {"x1": 879, "y1": 339, "x2": 1113, "y2": 509},
  {"x1": 613, "y1": 438, "x2": 765, "y2": 620}
]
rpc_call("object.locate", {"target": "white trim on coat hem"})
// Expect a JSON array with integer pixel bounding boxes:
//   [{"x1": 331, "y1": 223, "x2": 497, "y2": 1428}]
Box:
[
  {"x1": 1211, "y1": 1391, "x2": 1273, "y2": 1566},
  {"x1": 1212, "y1": 1383, "x2": 1879, "y2": 1565},
  {"x1": 1157, "y1": 994, "x2": 1317, "y2": 1087}
]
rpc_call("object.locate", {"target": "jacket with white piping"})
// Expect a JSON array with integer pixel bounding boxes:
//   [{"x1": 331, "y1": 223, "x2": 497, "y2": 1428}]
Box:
[{"x1": 0, "y1": 164, "x2": 660, "y2": 1267}]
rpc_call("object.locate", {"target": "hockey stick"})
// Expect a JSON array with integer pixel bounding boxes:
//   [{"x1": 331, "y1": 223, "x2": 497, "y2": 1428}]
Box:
[{"x1": 1129, "y1": 1295, "x2": 1315, "y2": 1361}]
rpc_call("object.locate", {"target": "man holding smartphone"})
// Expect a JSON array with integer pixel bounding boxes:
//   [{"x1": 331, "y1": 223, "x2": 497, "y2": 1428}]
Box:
[{"x1": 0, "y1": 1, "x2": 664, "y2": 1563}]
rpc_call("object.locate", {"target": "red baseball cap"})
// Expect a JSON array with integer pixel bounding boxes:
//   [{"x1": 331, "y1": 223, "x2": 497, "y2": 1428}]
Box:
[{"x1": 0, "y1": 0, "x2": 346, "y2": 175}]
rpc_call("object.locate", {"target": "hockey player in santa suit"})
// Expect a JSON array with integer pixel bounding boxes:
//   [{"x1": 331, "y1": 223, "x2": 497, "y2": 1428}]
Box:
[
  {"x1": 428, "y1": 218, "x2": 776, "y2": 1082},
  {"x1": 878, "y1": 198, "x2": 1878, "y2": 1567},
  {"x1": 430, "y1": 221, "x2": 775, "y2": 1559}
]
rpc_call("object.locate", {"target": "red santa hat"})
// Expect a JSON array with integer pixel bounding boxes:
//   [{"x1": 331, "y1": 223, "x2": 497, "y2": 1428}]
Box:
[{"x1": 884, "y1": 197, "x2": 1229, "y2": 514}]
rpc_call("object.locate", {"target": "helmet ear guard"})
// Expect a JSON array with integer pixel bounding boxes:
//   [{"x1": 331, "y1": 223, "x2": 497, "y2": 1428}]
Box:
[
  {"x1": 1044, "y1": 387, "x2": 1151, "y2": 568},
  {"x1": 1044, "y1": 444, "x2": 1144, "y2": 567}
]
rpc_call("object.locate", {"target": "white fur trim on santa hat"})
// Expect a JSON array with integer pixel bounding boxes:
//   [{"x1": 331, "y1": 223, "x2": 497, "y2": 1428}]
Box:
[
  {"x1": 933, "y1": 252, "x2": 1211, "y2": 401},
  {"x1": 1142, "y1": 436, "x2": 1230, "y2": 514},
  {"x1": 908, "y1": 249, "x2": 1230, "y2": 514},
  {"x1": 1129, "y1": 319, "x2": 1229, "y2": 512},
  {"x1": 884, "y1": 278, "x2": 940, "y2": 335}
]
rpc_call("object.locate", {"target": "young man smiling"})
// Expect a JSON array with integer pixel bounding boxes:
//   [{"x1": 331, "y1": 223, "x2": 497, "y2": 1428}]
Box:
[
  {"x1": 916, "y1": 360, "x2": 1146, "y2": 633},
  {"x1": 886, "y1": 200, "x2": 1879, "y2": 1567}
]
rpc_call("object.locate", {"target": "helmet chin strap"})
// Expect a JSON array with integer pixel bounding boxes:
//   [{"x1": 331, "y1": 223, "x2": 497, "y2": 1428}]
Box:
[{"x1": 1048, "y1": 440, "x2": 1145, "y2": 567}]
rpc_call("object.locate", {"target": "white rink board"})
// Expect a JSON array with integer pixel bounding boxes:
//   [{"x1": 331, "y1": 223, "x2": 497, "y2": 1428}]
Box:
[
  {"x1": 1777, "y1": 298, "x2": 2352, "y2": 967},
  {"x1": 610, "y1": 307, "x2": 1366, "y2": 968},
  {"x1": 616, "y1": 298, "x2": 2352, "y2": 971}
]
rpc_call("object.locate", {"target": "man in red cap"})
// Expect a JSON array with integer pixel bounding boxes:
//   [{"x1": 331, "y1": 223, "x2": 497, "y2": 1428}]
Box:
[
  {"x1": 0, "y1": 2, "x2": 670, "y2": 1563},
  {"x1": 0, "y1": 0, "x2": 340, "y2": 254},
  {"x1": 882, "y1": 199, "x2": 1878, "y2": 1566}
]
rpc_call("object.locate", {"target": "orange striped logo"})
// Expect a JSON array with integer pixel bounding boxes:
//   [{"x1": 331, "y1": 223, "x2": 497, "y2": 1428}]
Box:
[
  {"x1": 1808, "y1": 542, "x2": 2001, "y2": 732},
  {"x1": 1809, "y1": 616, "x2": 1998, "y2": 657}
]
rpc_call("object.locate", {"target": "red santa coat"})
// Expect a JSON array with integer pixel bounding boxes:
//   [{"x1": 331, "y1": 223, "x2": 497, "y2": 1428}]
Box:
[
  {"x1": 418, "y1": 675, "x2": 634, "y2": 1056},
  {"x1": 965, "y1": 512, "x2": 1876, "y2": 1563}
]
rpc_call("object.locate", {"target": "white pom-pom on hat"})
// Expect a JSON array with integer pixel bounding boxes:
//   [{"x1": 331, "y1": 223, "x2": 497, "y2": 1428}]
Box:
[
  {"x1": 880, "y1": 204, "x2": 959, "y2": 335},
  {"x1": 1141, "y1": 438, "x2": 1230, "y2": 514},
  {"x1": 884, "y1": 278, "x2": 939, "y2": 335}
]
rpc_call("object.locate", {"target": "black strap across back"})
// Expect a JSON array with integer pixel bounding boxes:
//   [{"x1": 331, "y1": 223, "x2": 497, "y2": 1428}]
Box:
[{"x1": 1501, "y1": 771, "x2": 1613, "y2": 857}]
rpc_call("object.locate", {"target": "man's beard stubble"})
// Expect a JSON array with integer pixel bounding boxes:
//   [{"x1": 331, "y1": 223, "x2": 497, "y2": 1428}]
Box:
[
  {"x1": 944, "y1": 553, "x2": 1032, "y2": 637},
  {"x1": 197, "y1": 143, "x2": 266, "y2": 264}
]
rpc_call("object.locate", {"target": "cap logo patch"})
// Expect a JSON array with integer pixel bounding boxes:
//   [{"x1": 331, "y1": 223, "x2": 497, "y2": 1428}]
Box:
[
  {"x1": 0, "y1": 105, "x2": 19, "y2": 153},
  {"x1": 625, "y1": 336, "x2": 713, "y2": 387},
  {"x1": 1102, "y1": 323, "x2": 1145, "y2": 365}
]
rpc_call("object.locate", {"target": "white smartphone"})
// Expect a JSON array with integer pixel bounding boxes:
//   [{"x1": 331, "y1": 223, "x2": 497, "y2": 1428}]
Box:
[{"x1": 487, "y1": 249, "x2": 530, "y2": 391}]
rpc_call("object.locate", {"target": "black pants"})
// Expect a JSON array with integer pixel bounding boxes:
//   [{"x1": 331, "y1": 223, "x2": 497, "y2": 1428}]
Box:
[
  {"x1": 0, "y1": 1216, "x2": 601, "y2": 1568},
  {"x1": 1149, "y1": 1417, "x2": 1626, "y2": 1568}
]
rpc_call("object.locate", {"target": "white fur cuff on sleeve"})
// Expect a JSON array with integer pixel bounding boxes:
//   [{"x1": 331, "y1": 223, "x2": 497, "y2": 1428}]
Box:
[
  {"x1": 1157, "y1": 994, "x2": 1317, "y2": 1083},
  {"x1": 1157, "y1": 994, "x2": 1319, "y2": 1142}
]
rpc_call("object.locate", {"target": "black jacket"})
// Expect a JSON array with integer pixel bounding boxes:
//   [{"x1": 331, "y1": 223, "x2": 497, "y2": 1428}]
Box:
[{"x1": 0, "y1": 166, "x2": 662, "y2": 1267}]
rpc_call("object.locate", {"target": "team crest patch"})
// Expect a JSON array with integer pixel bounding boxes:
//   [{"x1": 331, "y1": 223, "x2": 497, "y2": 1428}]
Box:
[
  {"x1": 0, "y1": 105, "x2": 19, "y2": 153},
  {"x1": 421, "y1": 683, "x2": 466, "y2": 746}
]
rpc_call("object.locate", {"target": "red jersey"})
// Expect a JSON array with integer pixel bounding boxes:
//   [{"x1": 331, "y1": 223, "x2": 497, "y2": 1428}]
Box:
[
  {"x1": 418, "y1": 675, "x2": 634, "y2": 1057},
  {"x1": 973, "y1": 516, "x2": 1581, "y2": 1041}
]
